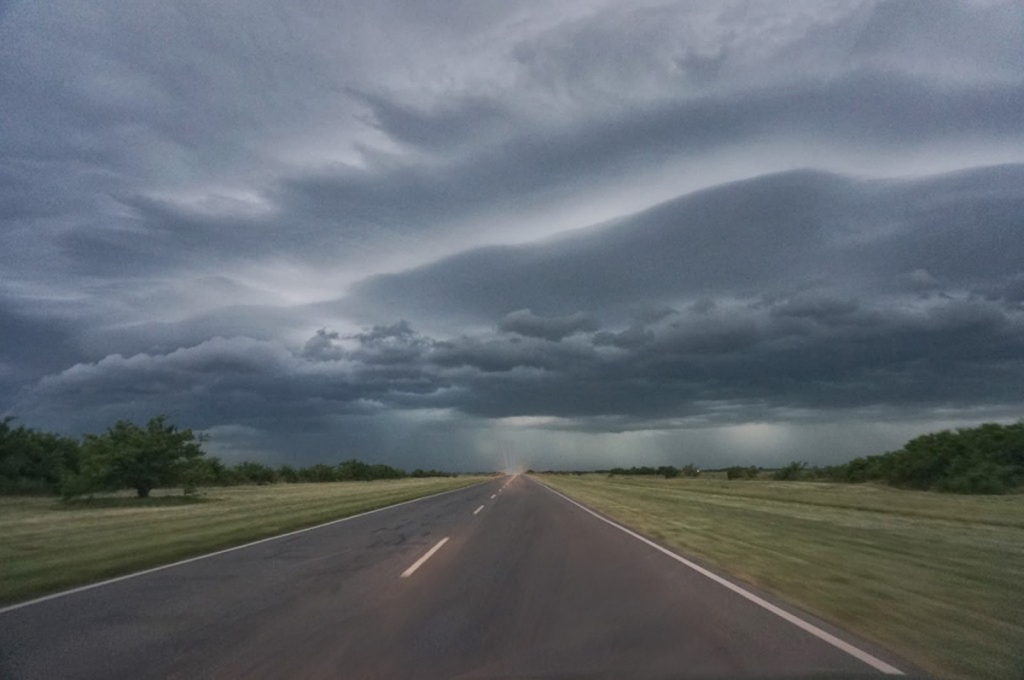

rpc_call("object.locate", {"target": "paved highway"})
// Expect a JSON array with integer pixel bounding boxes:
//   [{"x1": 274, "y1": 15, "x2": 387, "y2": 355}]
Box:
[{"x1": 0, "y1": 475, "x2": 913, "y2": 679}]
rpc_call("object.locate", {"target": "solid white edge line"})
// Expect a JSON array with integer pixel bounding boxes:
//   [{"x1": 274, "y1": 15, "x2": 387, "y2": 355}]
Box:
[
  {"x1": 535, "y1": 480, "x2": 904, "y2": 676},
  {"x1": 474, "y1": 505, "x2": 485, "y2": 515},
  {"x1": 400, "y1": 537, "x2": 449, "y2": 578},
  {"x1": 0, "y1": 481, "x2": 490, "y2": 616}
]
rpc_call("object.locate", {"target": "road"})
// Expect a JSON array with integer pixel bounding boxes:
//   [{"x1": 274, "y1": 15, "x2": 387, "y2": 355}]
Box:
[{"x1": 0, "y1": 475, "x2": 912, "y2": 679}]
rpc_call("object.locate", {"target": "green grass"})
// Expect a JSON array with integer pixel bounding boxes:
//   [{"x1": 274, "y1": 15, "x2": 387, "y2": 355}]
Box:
[
  {"x1": 537, "y1": 474, "x2": 1024, "y2": 680},
  {"x1": 0, "y1": 477, "x2": 486, "y2": 606}
]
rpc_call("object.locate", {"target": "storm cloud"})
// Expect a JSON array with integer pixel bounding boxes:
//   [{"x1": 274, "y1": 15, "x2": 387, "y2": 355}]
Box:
[{"x1": 2, "y1": 0, "x2": 1023, "y2": 469}]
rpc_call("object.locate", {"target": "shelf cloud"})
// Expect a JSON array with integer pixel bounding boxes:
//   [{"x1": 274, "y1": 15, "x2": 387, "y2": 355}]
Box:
[{"x1": 3, "y1": 0, "x2": 1023, "y2": 469}]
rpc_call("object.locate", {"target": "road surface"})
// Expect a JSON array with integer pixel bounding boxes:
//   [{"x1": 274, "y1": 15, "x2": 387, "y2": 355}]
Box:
[{"x1": 0, "y1": 475, "x2": 913, "y2": 679}]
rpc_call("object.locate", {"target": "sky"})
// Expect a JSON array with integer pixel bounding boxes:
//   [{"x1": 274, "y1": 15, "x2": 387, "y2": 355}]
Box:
[{"x1": 2, "y1": 0, "x2": 1023, "y2": 472}]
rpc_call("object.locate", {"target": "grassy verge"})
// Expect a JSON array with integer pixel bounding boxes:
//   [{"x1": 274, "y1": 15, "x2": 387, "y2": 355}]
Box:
[
  {"x1": 537, "y1": 474, "x2": 1024, "y2": 680},
  {"x1": 0, "y1": 477, "x2": 486, "y2": 606}
]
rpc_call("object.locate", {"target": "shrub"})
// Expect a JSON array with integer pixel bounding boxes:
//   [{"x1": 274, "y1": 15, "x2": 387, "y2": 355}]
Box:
[
  {"x1": 773, "y1": 461, "x2": 808, "y2": 481},
  {"x1": 277, "y1": 465, "x2": 299, "y2": 483},
  {"x1": 726, "y1": 465, "x2": 760, "y2": 480},
  {"x1": 299, "y1": 463, "x2": 338, "y2": 482},
  {"x1": 232, "y1": 461, "x2": 277, "y2": 485},
  {"x1": 822, "y1": 421, "x2": 1024, "y2": 493},
  {"x1": 0, "y1": 418, "x2": 82, "y2": 494},
  {"x1": 64, "y1": 416, "x2": 206, "y2": 498}
]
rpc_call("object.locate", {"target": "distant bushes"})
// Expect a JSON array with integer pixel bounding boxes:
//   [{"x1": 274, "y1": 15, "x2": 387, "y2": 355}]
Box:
[
  {"x1": 773, "y1": 461, "x2": 808, "y2": 481},
  {"x1": 814, "y1": 422, "x2": 1024, "y2": 494},
  {"x1": 592, "y1": 421, "x2": 1024, "y2": 495},
  {"x1": 0, "y1": 416, "x2": 456, "y2": 498},
  {"x1": 603, "y1": 464, "x2": 701, "y2": 479},
  {"x1": 726, "y1": 465, "x2": 760, "y2": 480},
  {"x1": 755, "y1": 422, "x2": 1024, "y2": 493},
  {"x1": 184, "y1": 457, "x2": 453, "y2": 488},
  {"x1": 411, "y1": 468, "x2": 454, "y2": 478},
  {"x1": 0, "y1": 418, "x2": 82, "y2": 494},
  {"x1": 231, "y1": 461, "x2": 279, "y2": 486},
  {"x1": 9, "y1": 416, "x2": 1021, "y2": 497},
  {"x1": 197, "y1": 458, "x2": 434, "y2": 486}
]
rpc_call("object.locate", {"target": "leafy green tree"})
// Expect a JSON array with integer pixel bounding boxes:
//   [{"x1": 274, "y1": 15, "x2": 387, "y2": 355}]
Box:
[
  {"x1": 199, "y1": 457, "x2": 231, "y2": 486},
  {"x1": 369, "y1": 463, "x2": 406, "y2": 479},
  {"x1": 411, "y1": 468, "x2": 451, "y2": 478},
  {"x1": 818, "y1": 421, "x2": 1024, "y2": 493},
  {"x1": 658, "y1": 465, "x2": 680, "y2": 479},
  {"x1": 277, "y1": 464, "x2": 299, "y2": 483},
  {"x1": 680, "y1": 464, "x2": 700, "y2": 478},
  {"x1": 0, "y1": 418, "x2": 81, "y2": 494},
  {"x1": 299, "y1": 463, "x2": 338, "y2": 482},
  {"x1": 337, "y1": 459, "x2": 373, "y2": 481},
  {"x1": 232, "y1": 461, "x2": 277, "y2": 485},
  {"x1": 69, "y1": 416, "x2": 206, "y2": 498}
]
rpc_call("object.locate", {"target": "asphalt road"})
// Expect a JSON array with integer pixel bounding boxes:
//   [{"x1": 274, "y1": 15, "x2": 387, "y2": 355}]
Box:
[{"x1": 0, "y1": 475, "x2": 912, "y2": 679}]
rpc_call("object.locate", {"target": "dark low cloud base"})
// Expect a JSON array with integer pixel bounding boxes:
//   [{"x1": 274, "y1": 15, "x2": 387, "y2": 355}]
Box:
[
  {"x1": 14, "y1": 166, "x2": 1024, "y2": 463},
  {"x1": 3, "y1": 0, "x2": 1024, "y2": 469},
  {"x1": 346, "y1": 165, "x2": 1024, "y2": 323}
]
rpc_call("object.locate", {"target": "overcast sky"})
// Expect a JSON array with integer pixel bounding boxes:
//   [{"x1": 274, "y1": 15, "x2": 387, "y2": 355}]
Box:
[{"x1": 2, "y1": 0, "x2": 1023, "y2": 471}]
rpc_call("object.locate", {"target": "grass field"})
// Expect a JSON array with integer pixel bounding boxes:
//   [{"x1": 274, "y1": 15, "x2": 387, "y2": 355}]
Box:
[
  {"x1": 0, "y1": 477, "x2": 485, "y2": 606},
  {"x1": 537, "y1": 474, "x2": 1024, "y2": 680}
]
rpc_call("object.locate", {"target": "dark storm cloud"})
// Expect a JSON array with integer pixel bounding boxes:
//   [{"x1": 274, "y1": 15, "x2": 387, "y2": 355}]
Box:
[
  {"x1": 498, "y1": 310, "x2": 599, "y2": 341},
  {"x1": 347, "y1": 165, "x2": 1024, "y2": 322},
  {"x1": 5, "y1": 0, "x2": 1020, "y2": 282},
  {"x1": 54, "y1": 196, "x2": 281, "y2": 277},
  {"x1": 10, "y1": 164, "x2": 1024, "y2": 453},
  {"x1": 0, "y1": 301, "x2": 86, "y2": 412},
  {"x1": 433, "y1": 334, "x2": 595, "y2": 375},
  {"x1": 17, "y1": 288, "x2": 1024, "y2": 442},
  {"x1": 976, "y1": 274, "x2": 1024, "y2": 307},
  {"x1": 4, "y1": 0, "x2": 1024, "y2": 467},
  {"x1": 428, "y1": 293, "x2": 1024, "y2": 422},
  {"x1": 143, "y1": 69, "x2": 1024, "y2": 265},
  {"x1": 769, "y1": 296, "x2": 862, "y2": 322},
  {"x1": 77, "y1": 303, "x2": 313, "y2": 360},
  {"x1": 0, "y1": 303, "x2": 80, "y2": 375},
  {"x1": 20, "y1": 333, "x2": 446, "y2": 435}
]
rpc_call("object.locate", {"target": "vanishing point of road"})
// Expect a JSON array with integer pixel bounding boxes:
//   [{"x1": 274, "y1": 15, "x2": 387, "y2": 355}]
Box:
[{"x1": 0, "y1": 475, "x2": 914, "y2": 679}]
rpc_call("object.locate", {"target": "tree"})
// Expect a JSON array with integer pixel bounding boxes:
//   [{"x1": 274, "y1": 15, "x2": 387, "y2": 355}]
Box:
[
  {"x1": 816, "y1": 421, "x2": 1024, "y2": 493},
  {"x1": 232, "y1": 461, "x2": 277, "y2": 485},
  {"x1": 411, "y1": 468, "x2": 451, "y2": 478},
  {"x1": 277, "y1": 464, "x2": 299, "y2": 483},
  {"x1": 199, "y1": 457, "x2": 231, "y2": 486},
  {"x1": 369, "y1": 463, "x2": 406, "y2": 479},
  {"x1": 726, "y1": 465, "x2": 759, "y2": 480},
  {"x1": 0, "y1": 418, "x2": 81, "y2": 494},
  {"x1": 773, "y1": 461, "x2": 808, "y2": 481},
  {"x1": 337, "y1": 459, "x2": 372, "y2": 481},
  {"x1": 70, "y1": 416, "x2": 206, "y2": 498},
  {"x1": 680, "y1": 464, "x2": 700, "y2": 478},
  {"x1": 299, "y1": 463, "x2": 338, "y2": 482}
]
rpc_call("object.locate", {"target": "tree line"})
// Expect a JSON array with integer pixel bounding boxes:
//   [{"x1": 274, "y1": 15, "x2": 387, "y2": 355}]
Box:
[
  {"x1": 807, "y1": 421, "x2": 1024, "y2": 493},
  {"x1": 598, "y1": 464, "x2": 701, "y2": 479},
  {"x1": 1, "y1": 416, "x2": 454, "y2": 498},
  {"x1": 593, "y1": 421, "x2": 1024, "y2": 494}
]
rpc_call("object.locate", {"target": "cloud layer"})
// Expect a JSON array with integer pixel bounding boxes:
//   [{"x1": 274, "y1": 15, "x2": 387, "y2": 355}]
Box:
[{"x1": 2, "y1": 0, "x2": 1023, "y2": 468}]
